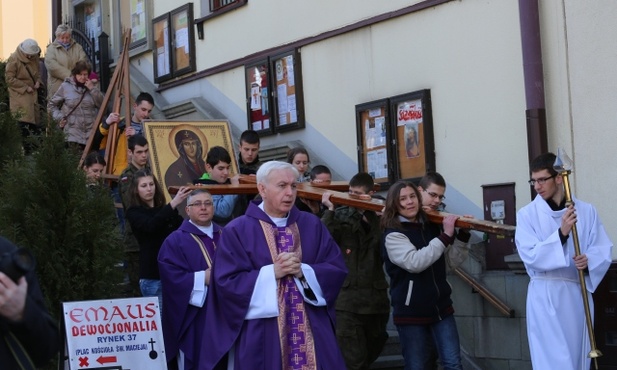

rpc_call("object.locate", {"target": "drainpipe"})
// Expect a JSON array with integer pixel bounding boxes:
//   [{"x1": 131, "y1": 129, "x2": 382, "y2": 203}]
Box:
[{"x1": 518, "y1": 0, "x2": 548, "y2": 193}]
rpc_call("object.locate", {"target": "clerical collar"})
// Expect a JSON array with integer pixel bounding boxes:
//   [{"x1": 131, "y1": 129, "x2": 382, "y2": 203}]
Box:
[
  {"x1": 258, "y1": 202, "x2": 288, "y2": 227},
  {"x1": 189, "y1": 220, "x2": 214, "y2": 238},
  {"x1": 545, "y1": 197, "x2": 567, "y2": 211}
]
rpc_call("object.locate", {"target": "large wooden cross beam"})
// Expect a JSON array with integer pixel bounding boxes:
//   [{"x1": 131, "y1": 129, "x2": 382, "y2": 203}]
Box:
[{"x1": 168, "y1": 179, "x2": 515, "y2": 236}]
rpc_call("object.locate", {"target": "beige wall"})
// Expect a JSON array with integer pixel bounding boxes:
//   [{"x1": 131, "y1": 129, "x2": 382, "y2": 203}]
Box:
[
  {"x1": 143, "y1": 0, "x2": 617, "y2": 254},
  {"x1": 0, "y1": 0, "x2": 51, "y2": 59}
]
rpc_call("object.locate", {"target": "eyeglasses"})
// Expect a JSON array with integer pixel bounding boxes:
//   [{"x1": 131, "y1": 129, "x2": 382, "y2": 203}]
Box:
[
  {"x1": 423, "y1": 190, "x2": 446, "y2": 201},
  {"x1": 528, "y1": 175, "x2": 556, "y2": 186},
  {"x1": 187, "y1": 201, "x2": 213, "y2": 208}
]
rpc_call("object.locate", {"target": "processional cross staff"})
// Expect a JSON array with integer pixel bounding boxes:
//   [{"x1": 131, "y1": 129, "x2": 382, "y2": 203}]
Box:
[{"x1": 553, "y1": 148, "x2": 602, "y2": 368}]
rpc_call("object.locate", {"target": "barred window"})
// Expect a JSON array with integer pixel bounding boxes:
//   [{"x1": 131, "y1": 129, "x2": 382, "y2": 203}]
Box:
[{"x1": 210, "y1": 0, "x2": 238, "y2": 11}]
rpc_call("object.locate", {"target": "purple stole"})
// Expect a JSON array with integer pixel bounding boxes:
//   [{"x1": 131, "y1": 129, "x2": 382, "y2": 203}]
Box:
[{"x1": 260, "y1": 221, "x2": 317, "y2": 370}]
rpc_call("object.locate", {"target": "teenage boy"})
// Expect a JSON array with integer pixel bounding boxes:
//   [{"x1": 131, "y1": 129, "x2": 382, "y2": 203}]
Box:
[
  {"x1": 309, "y1": 165, "x2": 332, "y2": 183},
  {"x1": 194, "y1": 146, "x2": 241, "y2": 225},
  {"x1": 320, "y1": 173, "x2": 390, "y2": 370},
  {"x1": 515, "y1": 153, "x2": 611, "y2": 369},
  {"x1": 96, "y1": 92, "x2": 155, "y2": 175},
  {"x1": 119, "y1": 135, "x2": 150, "y2": 207},
  {"x1": 238, "y1": 130, "x2": 262, "y2": 175},
  {"x1": 417, "y1": 171, "x2": 472, "y2": 369}
]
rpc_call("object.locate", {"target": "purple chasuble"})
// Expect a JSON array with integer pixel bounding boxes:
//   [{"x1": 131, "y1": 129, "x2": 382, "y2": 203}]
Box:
[
  {"x1": 158, "y1": 220, "x2": 222, "y2": 369},
  {"x1": 200, "y1": 201, "x2": 348, "y2": 370}
]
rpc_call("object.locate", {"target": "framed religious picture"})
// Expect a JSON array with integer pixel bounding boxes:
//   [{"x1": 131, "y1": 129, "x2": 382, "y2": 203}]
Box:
[
  {"x1": 143, "y1": 121, "x2": 238, "y2": 203},
  {"x1": 355, "y1": 99, "x2": 393, "y2": 188},
  {"x1": 389, "y1": 89, "x2": 435, "y2": 183}
]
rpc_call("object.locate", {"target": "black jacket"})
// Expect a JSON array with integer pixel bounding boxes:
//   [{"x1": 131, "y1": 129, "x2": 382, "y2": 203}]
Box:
[
  {"x1": 0, "y1": 237, "x2": 59, "y2": 368},
  {"x1": 382, "y1": 221, "x2": 455, "y2": 325},
  {"x1": 126, "y1": 204, "x2": 183, "y2": 279}
]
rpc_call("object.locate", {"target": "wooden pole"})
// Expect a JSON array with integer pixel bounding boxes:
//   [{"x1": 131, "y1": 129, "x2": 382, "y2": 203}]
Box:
[{"x1": 78, "y1": 30, "x2": 130, "y2": 167}]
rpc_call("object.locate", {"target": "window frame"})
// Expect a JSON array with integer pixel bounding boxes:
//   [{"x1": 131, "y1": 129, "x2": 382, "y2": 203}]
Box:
[
  {"x1": 243, "y1": 49, "x2": 305, "y2": 136},
  {"x1": 244, "y1": 59, "x2": 275, "y2": 136},
  {"x1": 355, "y1": 89, "x2": 435, "y2": 187},
  {"x1": 152, "y1": 3, "x2": 196, "y2": 84}
]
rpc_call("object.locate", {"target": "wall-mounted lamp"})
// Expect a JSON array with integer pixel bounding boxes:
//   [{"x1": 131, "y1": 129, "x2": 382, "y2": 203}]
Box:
[{"x1": 196, "y1": 21, "x2": 204, "y2": 40}]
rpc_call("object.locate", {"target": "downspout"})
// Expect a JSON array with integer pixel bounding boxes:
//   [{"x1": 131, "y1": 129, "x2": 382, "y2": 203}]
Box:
[{"x1": 518, "y1": 0, "x2": 548, "y2": 191}]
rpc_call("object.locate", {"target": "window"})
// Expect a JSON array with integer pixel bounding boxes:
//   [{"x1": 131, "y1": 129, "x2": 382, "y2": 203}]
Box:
[
  {"x1": 117, "y1": 0, "x2": 151, "y2": 51},
  {"x1": 211, "y1": 0, "x2": 243, "y2": 12},
  {"x1": 152, "y1": 3, "x2": 196, "y2": 84},
  {"x1": 198, "y1": 0, "x2": 247, "y2": 21},
  {"x1": 244, "y1": 49, "x2": 305, "y2": 136}
]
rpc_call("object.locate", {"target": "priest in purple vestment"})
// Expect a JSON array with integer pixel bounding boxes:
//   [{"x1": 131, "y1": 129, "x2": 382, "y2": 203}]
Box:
[
  {"x1": 159, "y1": 189, "x2": 222, "y2": 370},
  {"x1": 201, "y1": 161, "x2": 348, "y2": 370}
]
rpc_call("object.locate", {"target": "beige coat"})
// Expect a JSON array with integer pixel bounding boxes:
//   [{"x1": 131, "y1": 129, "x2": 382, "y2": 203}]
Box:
[
  {"x1": 5, "y1": 46, "x2": 43, "y2": 124},
  {"x1": 44, "y1": 40, "x2": 87, "y2": 99}
]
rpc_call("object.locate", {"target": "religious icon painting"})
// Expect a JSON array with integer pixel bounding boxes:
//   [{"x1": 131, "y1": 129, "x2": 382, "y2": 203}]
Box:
[{"x1": 143, "y1": 120, "x2": 238, "y2": 203}]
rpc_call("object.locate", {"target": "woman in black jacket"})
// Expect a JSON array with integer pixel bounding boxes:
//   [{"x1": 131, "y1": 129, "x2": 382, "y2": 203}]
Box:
[
  {"x1": 380, "y1": 180, "x2": 462, "y2": 370},
  {"x1": 125, "y1": 169, "x2": 190, "y2": 309}
]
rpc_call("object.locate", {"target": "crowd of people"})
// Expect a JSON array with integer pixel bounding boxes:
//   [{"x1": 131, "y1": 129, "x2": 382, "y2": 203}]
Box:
[{"x1": 2, "y1": 30, "x2": 612, "y2": 370}]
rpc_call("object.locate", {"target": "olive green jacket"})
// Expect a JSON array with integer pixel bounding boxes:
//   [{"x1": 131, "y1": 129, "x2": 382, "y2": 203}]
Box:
[{"x1": 321, "y1": 207, "x2": 390, "y2": 314}]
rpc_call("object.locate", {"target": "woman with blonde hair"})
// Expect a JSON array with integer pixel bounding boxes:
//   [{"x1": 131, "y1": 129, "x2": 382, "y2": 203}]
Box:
[{"x1": 45, "y1": 24, "x2": 88, "y2": 99}]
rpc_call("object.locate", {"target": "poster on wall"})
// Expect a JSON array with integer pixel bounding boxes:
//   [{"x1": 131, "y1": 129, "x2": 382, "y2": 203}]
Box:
[
  {"x1": 391, "y1": 90, "x2": 435, "y2": 182},
  {"x1": 397, "y1": 99, "x2": 423, "y2": 159}
]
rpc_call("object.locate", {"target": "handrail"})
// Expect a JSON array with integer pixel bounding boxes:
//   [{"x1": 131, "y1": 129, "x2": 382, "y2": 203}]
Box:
[{"x1": 453, "y1": 267, "x2": 515, "y2": 318}]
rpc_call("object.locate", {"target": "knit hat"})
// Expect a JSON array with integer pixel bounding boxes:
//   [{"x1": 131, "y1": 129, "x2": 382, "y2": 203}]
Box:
[{"x1": 19, "y1": 39, "x2": 41, "y2": 55}]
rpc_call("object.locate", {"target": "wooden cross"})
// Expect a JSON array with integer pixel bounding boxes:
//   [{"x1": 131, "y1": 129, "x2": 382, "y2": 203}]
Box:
[{"x1": 168, "y1": 176, "x2": 516, "y2": 236}]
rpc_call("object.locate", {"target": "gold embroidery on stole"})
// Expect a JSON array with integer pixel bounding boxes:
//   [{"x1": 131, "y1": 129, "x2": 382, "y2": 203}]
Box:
[{"x1": 259, "y1": 221, "x2": 317, "y2": 369}]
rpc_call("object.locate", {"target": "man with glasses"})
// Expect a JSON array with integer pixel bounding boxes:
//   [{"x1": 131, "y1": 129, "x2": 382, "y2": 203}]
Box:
[
  {"x1": 417, "y1": 172, "x2": 472, "y2": 369},
  {"x1": 515, "y1": 152, "x2": 612, "y2": 369},
  {"x1": 158, "y1": 189, "x2": 223, "y2": 370}
]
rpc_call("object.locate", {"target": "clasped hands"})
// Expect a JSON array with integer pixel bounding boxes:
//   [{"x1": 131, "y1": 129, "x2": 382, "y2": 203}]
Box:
[{"x1": 274, "y1": 252, "x2": 302, "y2": 279}]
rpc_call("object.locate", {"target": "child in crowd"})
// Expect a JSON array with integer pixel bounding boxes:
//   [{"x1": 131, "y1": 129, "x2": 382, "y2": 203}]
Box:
[{"x1": 194, "y1": 146, "x2": 243, "y2": 225}]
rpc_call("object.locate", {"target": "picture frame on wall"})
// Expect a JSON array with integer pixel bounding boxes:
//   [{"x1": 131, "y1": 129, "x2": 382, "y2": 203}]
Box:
[{"x1": 389, "y1": 89, "x2": 435, "y2": 184}]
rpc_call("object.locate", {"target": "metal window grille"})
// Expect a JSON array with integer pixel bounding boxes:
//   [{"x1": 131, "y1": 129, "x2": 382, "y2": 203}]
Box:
[{"x1": 211, "y1": 0, "x2": 238, "y2": 11}]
